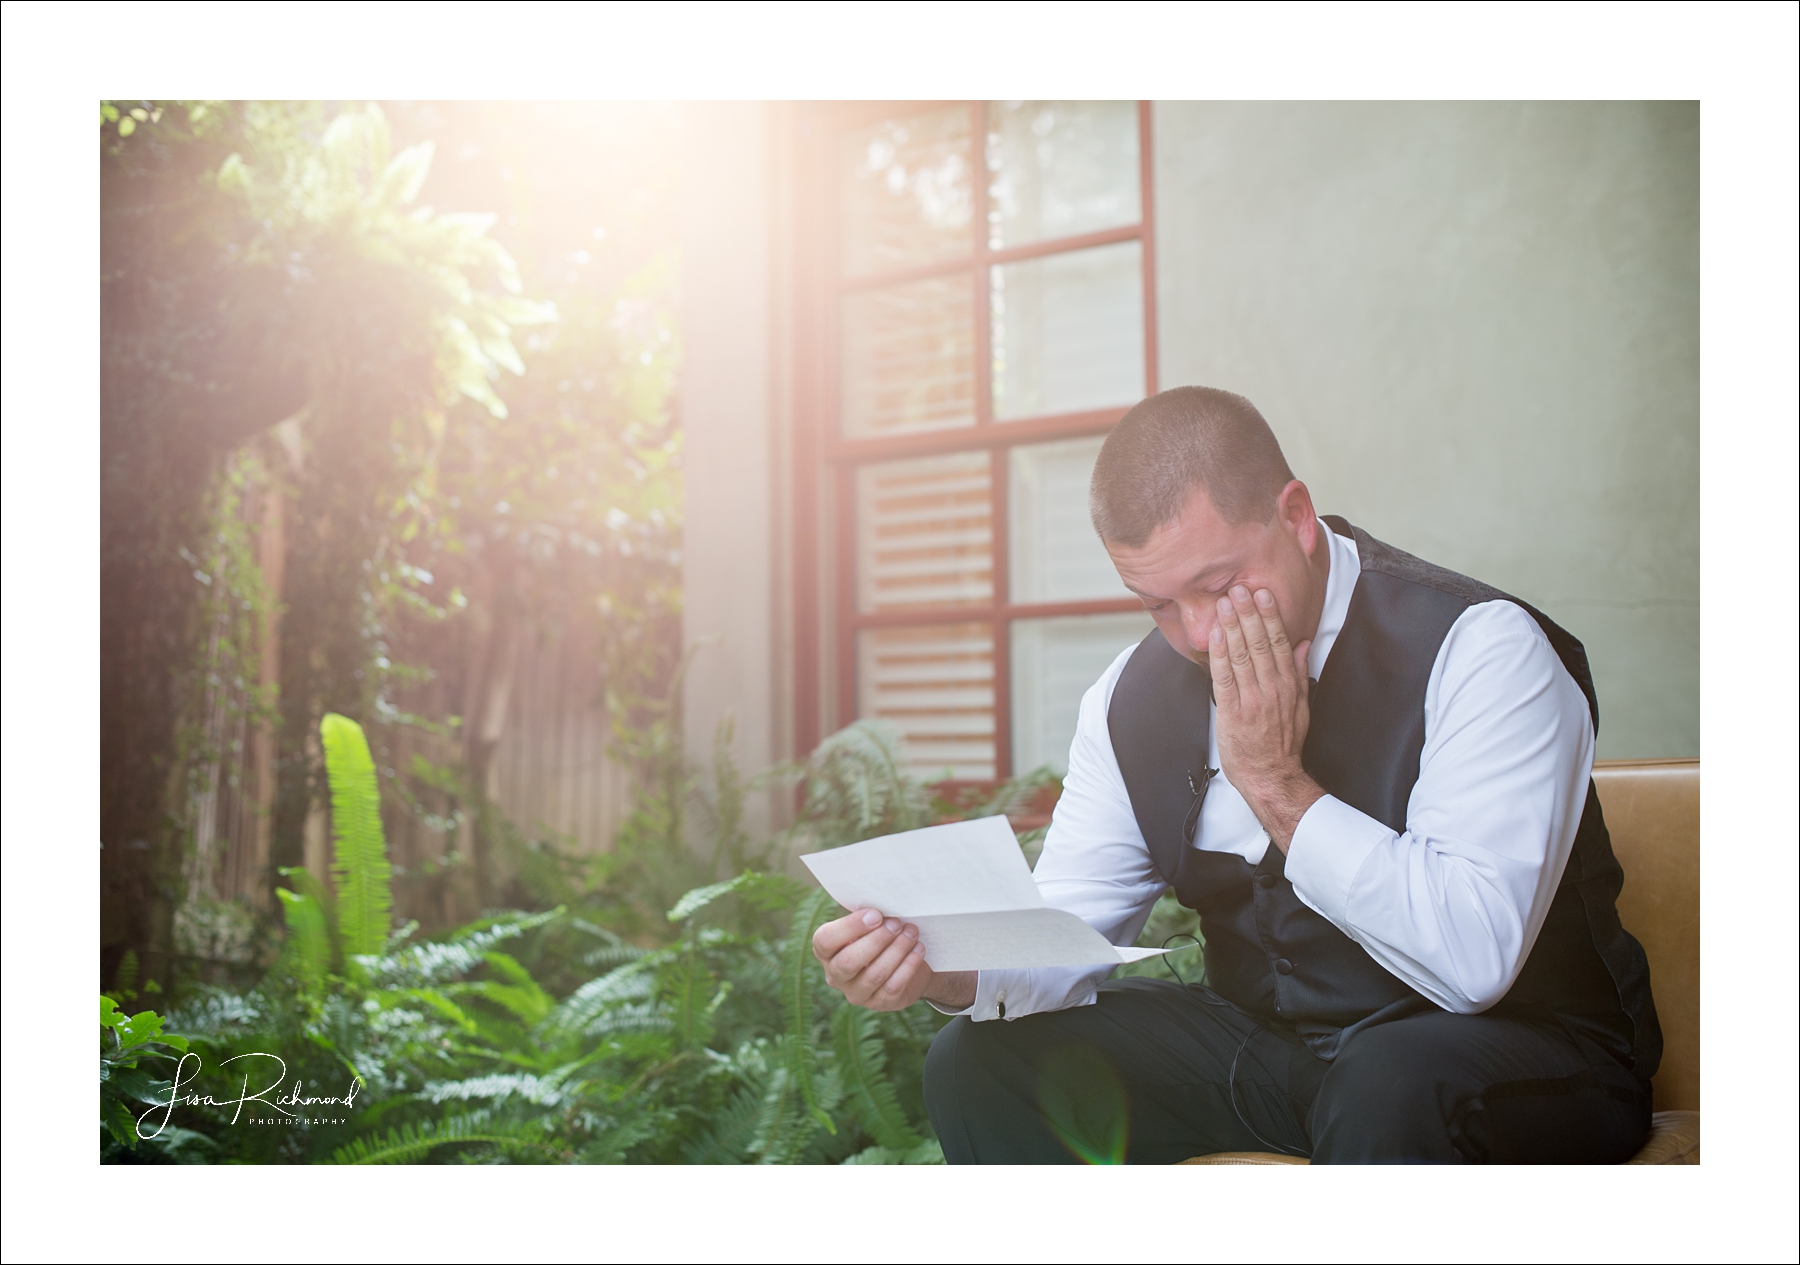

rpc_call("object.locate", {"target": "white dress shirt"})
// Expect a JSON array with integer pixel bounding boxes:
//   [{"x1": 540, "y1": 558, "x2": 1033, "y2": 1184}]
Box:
[{"x1": 948, "y1": 521, "x2": 1597, "y2": 1023}]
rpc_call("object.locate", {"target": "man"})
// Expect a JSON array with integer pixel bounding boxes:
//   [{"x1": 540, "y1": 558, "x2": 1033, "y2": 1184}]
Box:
[{"x1": 812, "y1": 386, "x2": 1660, "y2": 1164}]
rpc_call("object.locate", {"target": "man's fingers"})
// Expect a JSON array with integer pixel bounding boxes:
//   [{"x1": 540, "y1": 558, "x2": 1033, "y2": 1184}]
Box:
[
  {"x1": 816, "y1": 913, "x2": 902, "y2": 985},
  {"x1": 812, "y1": 907, "x2": 885, "y2": 962},
  {"x1": 1230, "y1": 585, "x2": 1277, "y2": 680},
  {"x1": 879, "y1": 941, "x2": 931, "y2": 1001},
  {"x1": 1254, "y1": 589, "x2": 1297, "y2": 675},
  {"x1": 853, "y1": 923, "x2": 922, "y2": 998},
  {"x1": 815, "y1": 910, "x2": 933, "y2": 1010},
  {"x1": 1293, "y1": 639, "x2": 1311, "y2": 681},
  {"x1": 1208, "y1": 623, "x2": 1240, "y2": 708},
  {"x1": 1216, "y1": 595, "x2": 1257, "y2": 683},
  {"x1": 835, "y1": 922, "x2": 906, "y2": 983}
]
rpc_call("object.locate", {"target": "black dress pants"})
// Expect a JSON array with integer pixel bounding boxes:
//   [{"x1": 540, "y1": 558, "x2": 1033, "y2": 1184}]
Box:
[{"x1": 924, "y1": 978, "x2": 1650, "y2": 1164}]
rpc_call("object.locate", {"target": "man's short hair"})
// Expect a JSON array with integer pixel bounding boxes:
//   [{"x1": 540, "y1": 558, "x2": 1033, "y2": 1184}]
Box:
[{"x1": 1089, "y1": 386, "x2": 1295, "y2": 546}]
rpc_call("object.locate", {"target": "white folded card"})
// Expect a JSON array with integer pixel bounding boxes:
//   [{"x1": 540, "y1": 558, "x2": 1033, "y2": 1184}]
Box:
[{"x1": 799, "y1": 815, "x2": 1166, "y2": 972}]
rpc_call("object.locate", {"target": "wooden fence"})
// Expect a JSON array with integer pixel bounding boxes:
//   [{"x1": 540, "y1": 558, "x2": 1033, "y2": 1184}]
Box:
[{"x1": 180, "y1": 469, "x2": 638, "y2": 945}]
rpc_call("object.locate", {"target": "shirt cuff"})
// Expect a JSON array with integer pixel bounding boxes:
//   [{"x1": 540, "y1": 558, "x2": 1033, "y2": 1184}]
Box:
[
  {"x1": 932, "y1": 967, "x2": 1105, "y2": 1022},
  {"x1": 965, "y1": 969, "x2": 1012, "y2": 1021},
  {"x1": 926, "y1": 971, "x2": 982, "y2": 1019},
  {"x1": 926, "y1": 970, "x2": 1008, "y2": 1021},
  {"x1": 926, "y1": 970, "x2": 1015, "y2": 1021},
  {"x1": 1284, "y1": 793, "x2": 1390, "y2": 930}
]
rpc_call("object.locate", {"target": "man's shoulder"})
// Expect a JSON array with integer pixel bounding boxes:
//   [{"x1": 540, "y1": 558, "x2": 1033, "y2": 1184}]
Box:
[
  {"x1": 1337, "y1": 520, "x2": 1508, "y2": 609},
  {"x1": 1438, "y1": 599, "x2": 1565, "y2": 681},
  {"x1": 1453, "y1": 597, "x2": 1553, "y2": 640}
]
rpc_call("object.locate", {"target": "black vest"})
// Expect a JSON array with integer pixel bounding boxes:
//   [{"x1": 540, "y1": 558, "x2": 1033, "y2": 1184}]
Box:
[{"x1": 1106, "y1": 517, "x2": 1661, "y2": 1073}]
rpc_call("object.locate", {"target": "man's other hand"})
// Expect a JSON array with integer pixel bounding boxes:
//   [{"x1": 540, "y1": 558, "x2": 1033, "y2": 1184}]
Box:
[
  {"x1": 1209, "y1": 584, "x2": 1327, "y2": 851},
  {"x1": 812, "y1": 908, "x2": 975, "y2": 1012}
]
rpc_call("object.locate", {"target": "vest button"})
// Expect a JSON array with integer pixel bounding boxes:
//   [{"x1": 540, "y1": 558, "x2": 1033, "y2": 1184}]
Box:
[
  {"x1": 1274, "y1": 958, "x2": 1295, "y2": 975},
  {"x1": 1257, "y1": 873, "x2": 1277, "y2": 889}
]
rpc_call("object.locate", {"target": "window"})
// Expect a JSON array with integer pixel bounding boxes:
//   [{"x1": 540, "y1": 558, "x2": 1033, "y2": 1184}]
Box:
[{"x1": 793, "y1": 102, "x2": 1158, "y2": 781}]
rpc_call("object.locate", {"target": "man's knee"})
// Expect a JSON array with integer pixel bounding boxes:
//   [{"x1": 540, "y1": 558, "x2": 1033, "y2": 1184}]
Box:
[
  {"x1": 1308, "y1": 1014, "x2": 1648, "y2": 1164},
  {"x1": 1310, "y1": 1034, "x2": 1459, "y2": 1163},
  {"x1": 922, "y1": 1015, "x2": 973, "y2": 1109},
  {"x1": 924, "y1": 1014, "x2": 1061, "y2": 1163}
]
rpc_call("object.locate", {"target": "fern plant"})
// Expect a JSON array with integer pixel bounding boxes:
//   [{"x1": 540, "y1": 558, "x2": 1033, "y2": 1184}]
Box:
[
  {"x1": 136, "y1": 720, "x2": 1069, "y2": 1165},
  {"x1": 832, "y1": 1006, "x2": 922, "y2": 1152},
  {"x1": 321, "y1": 712, "x2": 392, "y2": 958},
  {"x1": 328, "y1": 1116, "x2": 570, "y2": 1165},
  {"x1": 275, "y1": 887, "x2": 330, "y2": 992},
  {"x1": 266, "y1": 714, "x2": 396, "y2": 998},
  {"x1": 779, "y1": 720, "x2": 932, "y2": 848}
]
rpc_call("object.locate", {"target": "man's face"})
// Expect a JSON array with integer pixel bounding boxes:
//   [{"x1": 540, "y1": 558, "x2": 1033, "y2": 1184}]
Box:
[{"x1": 1105, "y1": 480, "x2": 1327, "y2": 667}]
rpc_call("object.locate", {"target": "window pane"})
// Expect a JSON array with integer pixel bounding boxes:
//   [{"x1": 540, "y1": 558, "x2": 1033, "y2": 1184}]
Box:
[
  {"x1": 987, "y1": 101, "x2": 1140, "y2": 249},
  {"x1": 1011, "y1": 613, "x2": 1155, "y2": 776},
  {"x1": 857, "y1": 451, "x2": 992, "y2": 613},
  {"x1": 860, "y1": 623, "x2": 995, "y2": 781},
  {"x1": 840, "y1": 274, "x2": 977, "y2": 438},
  {"x1": 991, "y1": 241, "x2": 1145, "y2": 421},
  {"x1": 1009, "y1": 436, "x2": 1133, "y2": 604},
  {"x1": 840, "y1": 106, "x2": 973, "y2": 276}
]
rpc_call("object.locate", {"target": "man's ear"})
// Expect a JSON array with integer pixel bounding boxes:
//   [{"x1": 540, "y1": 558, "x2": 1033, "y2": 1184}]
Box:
[{"x1": 1276, "y1": 479, "x2": 1319, "y2": 555}]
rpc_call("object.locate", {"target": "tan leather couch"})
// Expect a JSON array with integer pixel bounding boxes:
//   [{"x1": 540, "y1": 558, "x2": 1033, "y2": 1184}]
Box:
[{"x1": 1183, "y1": 758, "x2": 1700, "y2": 1165}]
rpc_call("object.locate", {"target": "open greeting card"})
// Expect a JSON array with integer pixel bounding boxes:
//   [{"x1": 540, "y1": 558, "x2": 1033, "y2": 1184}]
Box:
[{"x1": 800, "y1": 815, "x2": 1167, "y2": 973}]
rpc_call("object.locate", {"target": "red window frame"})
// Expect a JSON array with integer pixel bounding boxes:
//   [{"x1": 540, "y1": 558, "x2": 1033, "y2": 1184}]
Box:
[{"x1": 790, "y1": 101, "x2": 1159, "y2": 778}]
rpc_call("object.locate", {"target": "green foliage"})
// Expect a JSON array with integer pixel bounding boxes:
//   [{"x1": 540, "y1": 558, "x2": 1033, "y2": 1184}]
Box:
[
  {"x1": 328, "y1": 1117, "x2": 569, "y2": 1165},
  {"x1": 109, "y1": 950, "x2": 140, "y2": 1002},
  {"x1": 174, "y1": 448, "x2": 282, "y2": 825},
  {"x1": 785, "y1": 889, "x2": 840, "y2": 1138},
  {"x1": 275, "y1": 889, "x2": 330, "y2": 991},
  {"x1": 101, "y1": 995, "x2": 189, "y2": 1059},
  {"x1": 833, "y1": 1005, "x2": 923, "y2": 1152},
  {"x1": 102, "y1": 100, "x2": 682, "y2": 988},
  {"x1": 665, "y1": 870, "x2": 803, "y2": 925},
  {"x1": 320, "y1": 713, "x2": 393, "y2": 958},
  {"x1": 783, "y1": 721, "x2": 932, "y2": 847},
  {"x1": 101, "y1": 100, "x2": 557, "y2": 970},
  {"x1": 213, "y1": 103, "x2": 552, "y2": 422},
  {"x1": 101, "y1": 997, "x2": 211, "y2": 1163},
  {"x1": 117, "y1": 721, "x2": 1124, "y2": 1164},
  {"x1": 264, "y1": 712, "x2": 403, "y2": 1001}
]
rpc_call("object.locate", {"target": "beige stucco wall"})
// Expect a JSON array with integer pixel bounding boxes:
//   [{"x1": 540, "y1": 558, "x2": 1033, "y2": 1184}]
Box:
[
  {"x1": 679, "y1": 103, "x2": 780, "y2": 834},
  {"x1": 1152, "y1": 102, "x2": 1699, "y2": 759}
]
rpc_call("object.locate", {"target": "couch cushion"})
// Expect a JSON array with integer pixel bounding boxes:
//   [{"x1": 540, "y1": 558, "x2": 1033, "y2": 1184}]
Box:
[
  {"x1": 1625, "y1": 1110, "x2": 1700, "y2": 1164},
  {"x1": 1592, "y1": 759, "x2": 1699, "y2": 1113}
]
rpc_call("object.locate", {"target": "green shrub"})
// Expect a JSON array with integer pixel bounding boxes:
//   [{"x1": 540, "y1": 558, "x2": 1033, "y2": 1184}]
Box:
[{"x1": 117, "y1": 714, "x2": 1197, "y2": 1163}]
